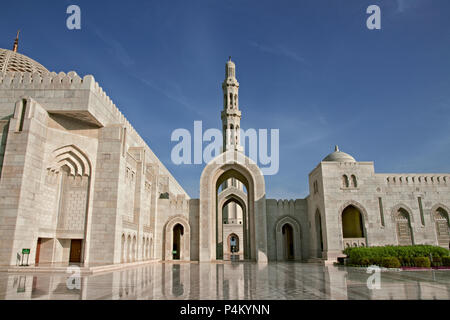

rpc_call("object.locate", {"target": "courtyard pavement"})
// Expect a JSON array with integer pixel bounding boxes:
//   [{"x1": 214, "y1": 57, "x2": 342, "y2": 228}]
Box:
[{"x1": 0, "y1": 262, "x2": 449, "y2": 300}]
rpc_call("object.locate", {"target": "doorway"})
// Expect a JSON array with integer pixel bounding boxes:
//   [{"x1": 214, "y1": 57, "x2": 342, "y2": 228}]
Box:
[
  {"x1": 35, "y1": 238, "x2": 42, "y2": 264},
  {"x1": 229, "y1": 234, "x2": 239, "y2": 254},
  {"x1": 69, "y1": 239, "x2": 82, "y2": 263},
  {"x1": 173, "y1": 224, "x2": 184, "y2": 260},
  {"x1": 282, "y1": 224, "x2": 294, "y2": 260}
]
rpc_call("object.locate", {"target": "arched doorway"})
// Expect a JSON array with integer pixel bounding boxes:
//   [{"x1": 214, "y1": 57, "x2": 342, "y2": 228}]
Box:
[
  {"x1": 199, "y1": 150, "x2": 268, "y2": 262},
  {"x1": 282, "y1": 224, "x2": 294, "y2": 260},
  {"x1": 217, "y1": 174, "x2": 249, "y2": 260},
  {"x1": 434, "y1": 208, "x2": 449, "y2": 247},
  {"x1": 395, "y1": 208, "x2": 413, "y2": 246},
  {"x1": 275, "y1": 216, "x2": 302, "y2": 261},
  {"x1": 228, "y1": 233, "x2": 239, "y2": 254},
  {"x1": 172, "y1": 224, "x2": 184, "y2": 260},
  {"x1": 164, "y1": 216, "x2": 191, "y2": 261},
  {"x1": 342, "y1": 205, "x2": 366, "y2": 248},
  {"x1": 220, "y1": 191, "x2": 247, "y2": 260}
]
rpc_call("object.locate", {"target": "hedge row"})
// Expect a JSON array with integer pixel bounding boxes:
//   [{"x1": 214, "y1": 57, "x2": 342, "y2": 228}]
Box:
[{"x1": 343, "y1": 245, "x2": 450, "y2": 268}]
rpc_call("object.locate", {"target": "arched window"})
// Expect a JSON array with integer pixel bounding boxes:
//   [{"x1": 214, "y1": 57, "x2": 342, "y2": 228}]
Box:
[
  {"x1": 351, "y1": 175, "x2": 357, "y2": 188},
  {"x1": 342, "y1": 205, "x2": 364, "y2": 238},
  {"x1": 142, "y1": 237, "x2": 145, "y2": 260},
  {"x1": 395, "y1": 208, "x2": 413, "y2": 245},
  {"x1": 121, "y1": 234, "x2": 125, "y2": 263},
  {"x1": 434, "y1": 208, "x2": 450, "y2": 247},
  {"x1": 127, "y1": 235, "x2": 131, "y2": 263},
  {"x1": 132, "y1": 236, "x2": 137, "y2": 262},
  {"x1": 342, "y1": 175, "x2": 349, "y2": 188}
]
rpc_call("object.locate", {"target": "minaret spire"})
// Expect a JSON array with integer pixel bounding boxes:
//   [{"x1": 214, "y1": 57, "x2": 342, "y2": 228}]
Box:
[
  {"x1": 220, "y1": 58, "x2": 244, "y2": 230},
  {"x1": 12, "y1": 30, "x2": 20, "y2": 53},
  {"x1": 221, "y1": 57, "x2": 243, "y2": 152}
]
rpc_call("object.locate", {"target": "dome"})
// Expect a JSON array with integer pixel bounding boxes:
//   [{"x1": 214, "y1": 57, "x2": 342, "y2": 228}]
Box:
[
  {"x1": 0, "y1": 48, "x2": 49, "y2": 75},
  {"x1": 322, "y1": 145, "x2": 356, "y2": 162}
]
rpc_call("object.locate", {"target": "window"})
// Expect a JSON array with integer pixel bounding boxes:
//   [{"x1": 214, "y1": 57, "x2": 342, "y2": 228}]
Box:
[
  {"x1": 313, "y1": 180, "x2": 319, "y2": 194},
  {"x1": 395, "y1": 209, "x2": 413, "y2": 246},
  {"x1": 434, "y1": 208, "x2": 450, "y2": 247},
  {"x1": 342, "y1": 175, "x2": 349, "y2": 188},
  {"x1": 378, "y1": 197, "x2": 385, "y2": 227},
  {"x1": 418, "y1": 197, "x2": 425, "y2": 226},
  {"x1": 351, "y1": 175, "x2": 357, "y2": 188}
]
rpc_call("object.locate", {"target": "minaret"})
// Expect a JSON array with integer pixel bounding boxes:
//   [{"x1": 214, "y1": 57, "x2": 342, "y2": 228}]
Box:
[
  {"x1": 220, "y1": 57, "x2": 244, "y2": 228},
  {"x1": 221, "y1": 57, "x2": 243, "y2": 152},
  {"x1": 12, "y1": 30, "x2": 20, "y2": 53}
]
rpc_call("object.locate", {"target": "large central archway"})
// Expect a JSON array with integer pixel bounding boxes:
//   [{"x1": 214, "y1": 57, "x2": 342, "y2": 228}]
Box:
[{"x1": 199, "y1": 150, "x2": 268, "y2": 262}]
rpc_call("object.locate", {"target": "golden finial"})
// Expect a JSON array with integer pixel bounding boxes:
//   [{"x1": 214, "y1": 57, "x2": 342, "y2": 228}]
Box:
[{"x1": 12, "y1": 30, "x2": 20, "y2": 52}]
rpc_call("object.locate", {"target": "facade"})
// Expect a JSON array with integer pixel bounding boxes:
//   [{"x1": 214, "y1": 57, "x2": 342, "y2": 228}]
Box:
[{"x1": 0, "y1": 45, "x2": 449, "y2": 267}]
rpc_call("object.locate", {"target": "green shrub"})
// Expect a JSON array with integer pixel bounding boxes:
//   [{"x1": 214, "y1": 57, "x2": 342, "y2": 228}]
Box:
[
  {"x1": 442, "y1": 256, "x2": 450, "y2": 267},
  {"x1": 369, "y1": 257, "x2": 382, "y2": 266},
  {"x1": 343, "y1": 245, "x2": 450, "y2": 267},
  {"x1": 358, "y1": 257, "x2": 370, "y2": 266},
  {"x1": 400, "y1": 256, "x2": 413, "y2": 267},
  {"x1": 382, "y1": 257, "x2": 401, "y2": 268},
  {"x1": 431, "y1": 256, "x2": 442, "y2": 267},
  {"x1": 414, "y1": 257, "x2": 431, "y2": 268}
]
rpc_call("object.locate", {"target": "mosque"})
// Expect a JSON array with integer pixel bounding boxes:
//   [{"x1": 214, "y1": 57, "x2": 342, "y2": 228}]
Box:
[{"x1": 0, "y1": 34, "x2": 449, "y2": 268}]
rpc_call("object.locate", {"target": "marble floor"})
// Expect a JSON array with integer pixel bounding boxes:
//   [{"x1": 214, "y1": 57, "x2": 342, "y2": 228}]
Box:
[{"x1": 0, "y1": 262, "x2": 449, "y2": 300}]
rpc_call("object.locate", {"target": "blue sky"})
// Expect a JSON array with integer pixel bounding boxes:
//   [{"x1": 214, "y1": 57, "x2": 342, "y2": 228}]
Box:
[{"x1": 1, "y1": 0, "x2": 450, "y2": 199}]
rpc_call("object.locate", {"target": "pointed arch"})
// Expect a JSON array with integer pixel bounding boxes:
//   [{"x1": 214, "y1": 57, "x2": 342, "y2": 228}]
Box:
[
  {"x1": 391, "y1": 204, "x2": 414, "y2": 245},
  {"x1": 390, "y1": 203, "x2": 415, "y2": 223},
  {"x1": 338, "y1": 200, "x2": 369, "y2": 248},
  {"x1": 342, "y1": 175, "x2": 349, "y2": 188},
  {"x1": 121, "y1": 234, "x2": 125, "y2": 263},
  {"x1": 351, "y1": 175, "x2": 357, "y2": 188},
  {"x1": 164, "y1": 215, "x2": 191, "y2": 261},
  {"x1": 47, "y1": 144, "x2": 92, "y2": 176},
  {"x1": 430, "y1": 204, "x2": 450, "y2": 247},
  {"x1": 275, "y1": 215, "x2": 302, "y2": 261},
  {"x1": 199, "y1": 149, "x2": 267, "y2": 262}
]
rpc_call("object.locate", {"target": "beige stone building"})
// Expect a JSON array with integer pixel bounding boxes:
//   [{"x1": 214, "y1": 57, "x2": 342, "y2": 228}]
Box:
[{"x1": 0, "y1": 44, "x2": 449, "y2": 267}]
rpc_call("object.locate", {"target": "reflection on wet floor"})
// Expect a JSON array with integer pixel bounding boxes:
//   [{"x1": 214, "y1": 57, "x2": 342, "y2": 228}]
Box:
[{"x1": 0, "y1": 263, "x2": 449, "y2": 300}]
